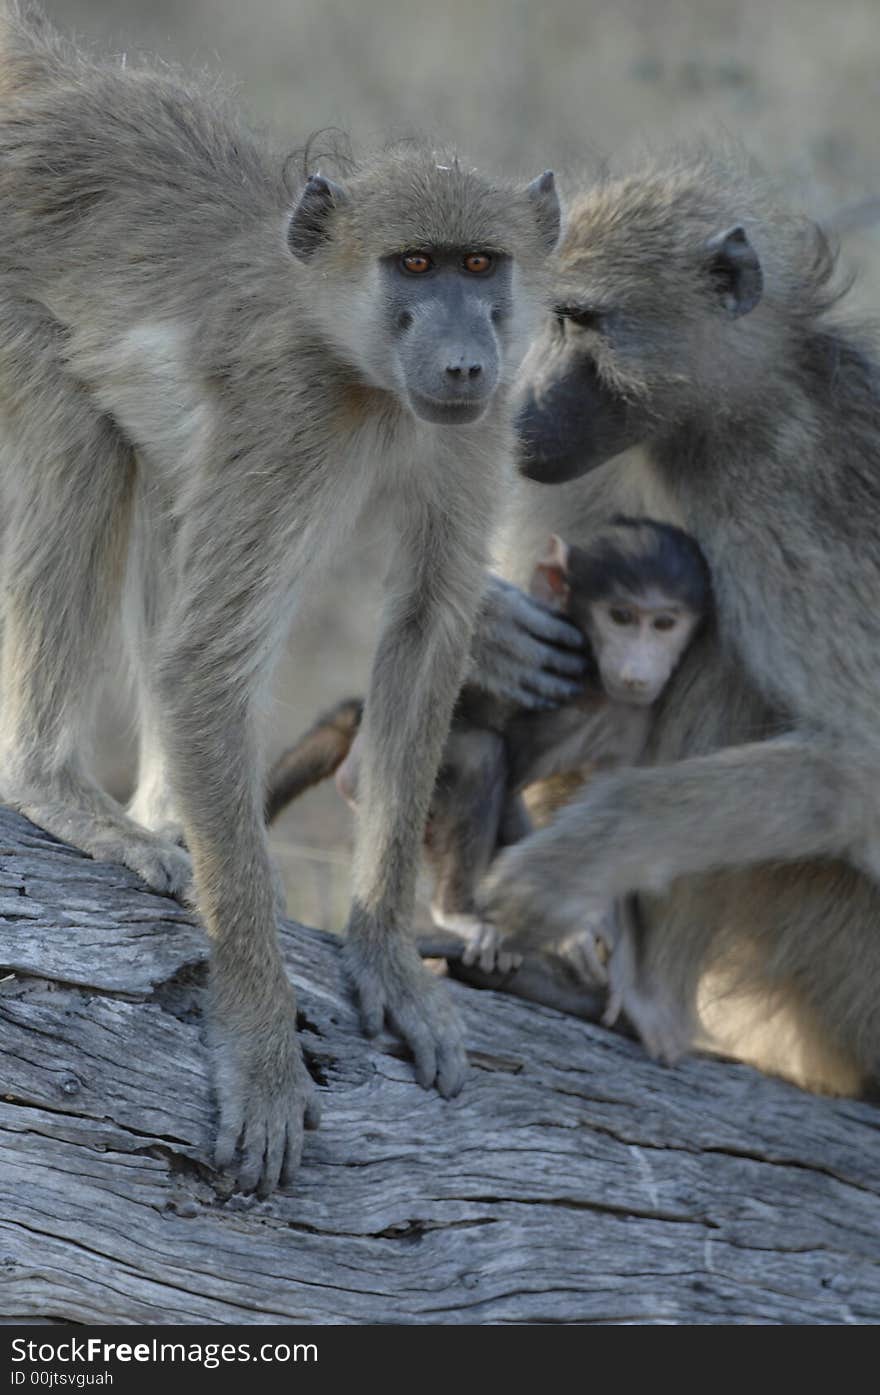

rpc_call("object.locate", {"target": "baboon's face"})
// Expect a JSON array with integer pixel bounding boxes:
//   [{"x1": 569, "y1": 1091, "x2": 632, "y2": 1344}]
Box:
[
  {"x1": 375, "y1": 247, "x2": 510, "y2": 424},
  {"x1": 513, "y1": 176, "x2": 764, "y2": 481},
  {"x1": 286, "y1": 162, "x2": 561, "y2": 428},
  {"x1": 584, "y1": 590, "x2": 701, "y2": 705}
]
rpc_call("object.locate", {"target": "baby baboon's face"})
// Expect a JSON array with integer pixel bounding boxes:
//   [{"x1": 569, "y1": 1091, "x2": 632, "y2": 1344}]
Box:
[{"x1": 585, "y1": 591, "x2": 701, "y2": 706}]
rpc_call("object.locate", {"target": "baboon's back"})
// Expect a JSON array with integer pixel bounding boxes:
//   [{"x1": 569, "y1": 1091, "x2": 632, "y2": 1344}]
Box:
[{"x1": 0, "y1": 2, "x2": 286, "y2": 289}]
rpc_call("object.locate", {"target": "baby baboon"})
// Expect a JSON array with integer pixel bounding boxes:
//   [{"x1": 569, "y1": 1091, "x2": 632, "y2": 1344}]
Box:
[
  {"x1": 430, "y1": 516, "x2": 710, "y2": 975},
  {"x1": 0, "y1": 4, "x2": 560, "y2": 1192},
  {"x1": 268, "y1": 517, "x2": 710, "y2": 977},
  {"x1": 479, "y1": 150, "x2": 880, "y2": 1090}
]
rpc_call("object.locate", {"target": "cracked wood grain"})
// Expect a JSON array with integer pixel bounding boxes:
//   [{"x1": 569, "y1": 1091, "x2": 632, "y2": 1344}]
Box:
[{"x1": 0, "y1": 806, "x2": 877, "y2": 1324}]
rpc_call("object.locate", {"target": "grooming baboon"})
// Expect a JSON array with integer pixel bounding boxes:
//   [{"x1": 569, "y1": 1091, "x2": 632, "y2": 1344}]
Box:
[
  {"x1": 0, "y1": 3, "x2": 562, "y2": 1192},
  {"x1": 268, "y1": 517, "x2": 710, "y2": 980},
  {"x1": 480, "y1": 151, "x2": 880, "y2": 1092}
]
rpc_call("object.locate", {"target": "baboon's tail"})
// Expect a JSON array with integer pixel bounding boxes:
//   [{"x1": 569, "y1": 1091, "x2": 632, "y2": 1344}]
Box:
[{"x1": 265, "y1": 697, "x2": 363, "y2": 823}]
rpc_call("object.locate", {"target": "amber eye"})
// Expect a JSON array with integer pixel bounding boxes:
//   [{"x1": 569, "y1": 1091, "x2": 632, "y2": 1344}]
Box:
[
  {"x1": 609, "y1": 606, "x2": 636, "y2": 626},
  {"x1": 463, "y1": 252, "x2": 493, "y2": 274},
  {"x1": 401, "y1": 252, "x2": 433, "y2": 274}
]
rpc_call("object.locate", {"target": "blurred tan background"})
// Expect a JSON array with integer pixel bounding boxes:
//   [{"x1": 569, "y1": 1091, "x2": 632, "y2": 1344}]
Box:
[{"x1": 49, "y1": 0, "x2": 880, "y2": 931}]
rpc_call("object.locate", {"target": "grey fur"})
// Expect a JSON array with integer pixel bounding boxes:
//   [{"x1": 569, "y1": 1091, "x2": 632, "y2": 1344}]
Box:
[
  {"x1": 0, "y1": 3, "x2": 556, "y2": 1192},
  {"x1": 482, "y1": 149, "x2": 880, "y2": 1093}
]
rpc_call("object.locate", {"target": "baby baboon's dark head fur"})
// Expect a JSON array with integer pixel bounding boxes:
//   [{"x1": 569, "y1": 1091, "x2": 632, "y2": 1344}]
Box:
[
  {"x1": 568, "y1": 516, "x2": 712, "y2": 618},
  {"x1": 515, "y1": 148, "x2": 845, "y2": 482}
]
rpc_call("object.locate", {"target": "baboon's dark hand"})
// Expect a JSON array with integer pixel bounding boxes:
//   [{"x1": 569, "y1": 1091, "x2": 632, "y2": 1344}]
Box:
[
  {"x1": 343, "y1": 929, "x2": 468, "y2": 1098},
  {"x1": 468, "y1": 574, "x2": 587, "y2": 709},
  {"x1": 207, "y1": 984, "x2": 321, "y2": 1197}
]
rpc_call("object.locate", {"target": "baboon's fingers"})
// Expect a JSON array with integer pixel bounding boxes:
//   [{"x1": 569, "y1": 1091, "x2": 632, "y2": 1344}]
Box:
[
  {"x1": 460, "y1": 940, "x2": 479, "y2": 968},
  {"x1": 602, "y1": 988, "x2": 623, "y2": 1027},
  {"x1": 280, "y1": 1122, "x2": 306, "y2": 1190},
  {"x1": 435, "y1": 1030, "x2": 468, "y2": 1099},
  {"x1": 208, "y1": 994, "x2": 318, "y2": 1195},
  {"x1": 536, "y1": 646, "x2": 588, "y2": 678},
  {"x1": 388, "y1": 1005, "x2": 439, "y2": 1090},
  {"x1": 572, "y1": 934, "x2": 608, "y2": 986},
  {"x1": 214, "y1": 1108, "x2": 244, "y2": 1175},
  {"x1": 503, "y1": 687, "x2": 560, "y2": 711},
  {"x1": 352, "y1": 978, "x2": 385, "y2": 1038},
  {"x1": 259, "y1": 1116, "x2": 294, "y2": 1200},
  {"x1": 521, "y1": 672, "x2": 587, "y2": 704},
  {"x1": 520, "y1": 602, "x2": 585, "y2": 652},
  {"x1": 495, "y1": 948, "x2": 524, "y2": 975},
  {"x1": 236, "y1": 1117, "x2": 270, "y2": 1196}
]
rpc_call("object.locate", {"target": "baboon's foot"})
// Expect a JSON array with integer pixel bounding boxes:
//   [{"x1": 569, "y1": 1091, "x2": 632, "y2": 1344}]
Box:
[
  {"x1": 604, "y1": 934, "x2": 689, "y2": 1063},
  {"x1": 208, "y1": 983, "x2": 322, "y2": 1196},
  {"x1": 2, "y1": 771, "x2": 193, "y2": 897},
  {"x1": 608, "y1": 980, "x2": 691, "y2": 1065},
  {"x1": 343, "y1": 917, "x2": 468, "y2": 1098},
  {"x1": 431, "y1": 906, "x2": 523, "y2": 975}
]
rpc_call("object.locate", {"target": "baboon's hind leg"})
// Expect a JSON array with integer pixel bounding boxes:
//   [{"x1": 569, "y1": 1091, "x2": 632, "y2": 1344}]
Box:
[{"x1": 0, "y1": 349, "x2": 191, "y2": 896}]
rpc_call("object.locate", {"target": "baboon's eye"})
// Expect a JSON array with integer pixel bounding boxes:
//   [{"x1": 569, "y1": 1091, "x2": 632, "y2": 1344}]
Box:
[
  {"x1": 610, "y1": 606, "x2": 636, "y2": 626},
  {"x1": 653, "y1": 615, "x2": 677, "y2": 632},
  {"x1": 463, "y1": 252, "x2": 493, "y2": 275},
  {"x1": 401, "y1": 252, "x2": 433, "y2": 274},
  {"x1": 555, "y1": 305, "x2": 604, "y2": 332}
]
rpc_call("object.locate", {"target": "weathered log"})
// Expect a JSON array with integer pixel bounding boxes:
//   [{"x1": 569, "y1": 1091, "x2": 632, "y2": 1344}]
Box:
[{"x1": 0, "y1": 805, "x2": 877, "y2": 1325}]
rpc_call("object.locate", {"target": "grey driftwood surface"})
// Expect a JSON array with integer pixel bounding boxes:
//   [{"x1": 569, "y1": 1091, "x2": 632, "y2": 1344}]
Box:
[{"x1": 0, "y1": 805, "x2": 878, "y2": 1325}]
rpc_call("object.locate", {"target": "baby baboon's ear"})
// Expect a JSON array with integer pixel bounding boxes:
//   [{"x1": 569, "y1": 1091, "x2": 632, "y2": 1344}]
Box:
[
  {"x1": 525, "y1": 170, "x2": 561, "y2": 251},
  {"x1": 705, "y1": 225, "x2": 763, "y2": 317},
  {"x1": 287, "y1": 174, "x2": 349, "y2": 260},
  {"x1": 530, "y1": 533, "x2": 571, "y2": 608}
]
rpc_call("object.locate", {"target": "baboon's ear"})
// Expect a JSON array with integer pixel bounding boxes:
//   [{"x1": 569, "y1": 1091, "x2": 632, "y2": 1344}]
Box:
[
  {"x1": 705, "y1": 225, "x2": 763, "y2": 317},
  {"x1": 526, "y1": 170, "x2": 561, "y2": 251},
  {"x1": 287, "y1": 174, "x2": 349, "y2": 260},
  {"x1": 530, "y1": 533, "x2": 571, "y2": 608}
]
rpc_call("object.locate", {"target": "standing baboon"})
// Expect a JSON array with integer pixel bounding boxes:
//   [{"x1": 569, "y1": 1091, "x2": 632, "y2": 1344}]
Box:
[
  {"x1": 480, "y1": 151, "x2": 880, "y2": 1092},
  {"x1": 0, "y1": 3, "x2": 561, "y2": 1193}
]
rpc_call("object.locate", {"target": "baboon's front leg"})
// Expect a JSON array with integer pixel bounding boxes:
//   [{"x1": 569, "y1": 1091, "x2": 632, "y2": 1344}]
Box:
[
  {"x1": 155, "y1": 516, "x2": 319, "y2": 1195},
  {"x1": 343, "y1": 511, "x2": 491, "y2": 1097},
  {"x1": 481, "y1": 734, "x2": 851, "y2": 952}
]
